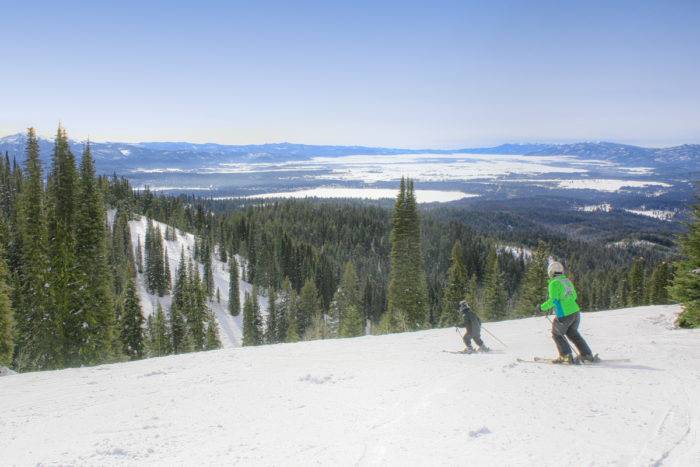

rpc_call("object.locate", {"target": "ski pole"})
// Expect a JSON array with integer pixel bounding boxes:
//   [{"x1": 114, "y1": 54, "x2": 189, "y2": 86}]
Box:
[{"x1": 481, "y1": 325, "x2": 507, "y2": 348}]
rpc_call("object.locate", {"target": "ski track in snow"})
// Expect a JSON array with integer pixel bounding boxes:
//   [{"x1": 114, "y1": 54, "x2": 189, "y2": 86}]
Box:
[
  {"x1": 1, "y1": 305, "x2": 699, "y2": 465},
  {"x1": 127, "y1": 215, "x2": 268, "y2": 348}
]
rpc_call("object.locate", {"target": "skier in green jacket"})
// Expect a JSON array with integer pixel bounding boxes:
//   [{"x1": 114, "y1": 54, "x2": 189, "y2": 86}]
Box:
[{"x1": 537, "y1": 261, "x2": 596, "y2": 364}]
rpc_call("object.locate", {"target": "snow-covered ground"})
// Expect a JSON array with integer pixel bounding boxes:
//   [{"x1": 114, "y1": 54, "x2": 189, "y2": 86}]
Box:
[
  {"x1": 624, "y1": 208, "x2": 676, "y2": 221},
  {"x1": 577, "y1": 203, "x2": 613, "y2": 213},
  {"x1": 127, "y1": 215, "x2": 267, "y2": 348},
  {"x1": 223, "y1": 187, "x2": 478, "y2": 203},
  {"x1": 2, "y1": 305, "x2": 698, "y2": 465},
  {"x1": 553, "y1": 179, "x2": 671, "y2": 192}
]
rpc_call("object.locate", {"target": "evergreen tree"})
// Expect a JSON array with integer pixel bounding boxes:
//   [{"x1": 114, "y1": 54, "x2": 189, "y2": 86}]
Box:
[
  {"x1": 228, "y1": 256, "x2": 240, "y2": 316},
  {"x1": 277, "y1": 278, "x2": 294, "y2": 342},
  {"x1": 47, "y1": 125, "x2": 80, "y2": 368},
  {"x1": 135, "y1": 235, "x2": 144, "y2": 274},
  {"x1": 120, "y1": 277, "x2": 144, "y2": 360},
  {"x1": 612, "y1": 276, "x2": 629, "y2": 309},
  {"x1": 671, "y1": 198, "x2": 700, "y2": 327},
  {"x1": 339, "y1": 304, "x2": 364, "y2": 337},
  {"x1": 111, "y1": 209, "x2": 134, "y2": 297},
  {"x1": 0, "y1": 251, "x2": 14, "y2": 367},
  {"x1": 170, "y1": 250, "x2": 191, "y2": 353},
  {"x1": 483, "y1": 249, "x2": 507, "y2": 321},
  {"x1": 265, "y1": 287, "x2": 278, "y2": 344},
  {"x1": 202, "y1": 238, "x2": 214, "y2": 297},
  {"x1": 205, "y1": 310, "x2": 222, "y2": 350},
  {"x1": 146, "y1": 303, "x2": 171, "y2": 357},
  {"x1": 386, "y1": 178, "x2": 429, "y2": 331},
  {"x1": 514, "y1": 242, "x2": 549, "y2": 317},
  {"x1": 242, "y1": 290, "x2": 262, "y2": 346},
  {"x1": 627, "y1": 257, "x2": 645, "y2": 307},
  {"x1": 330, "y1": 261, "x2": 362, "y2": 336},
  {"x1": 438, "y1": 241, "x2": 468, "y2": 326},
  {"x1": 15, "y1": 128, "x2": 51, "y2": 370},
  {"x1": 297, "y1": 278, "x2": 321, "y2": 337},
  {"x1": 648, "y1": 261, "x2": 672, "y2": 305},
  {"x1": 74, "y1": 142, "x2": 115, "y2": 365}
]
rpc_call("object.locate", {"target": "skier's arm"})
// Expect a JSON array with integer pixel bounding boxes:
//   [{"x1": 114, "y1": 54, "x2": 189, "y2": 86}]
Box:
[{"x1": 540, "y1": 280, "x2": 559, "y2": 311}]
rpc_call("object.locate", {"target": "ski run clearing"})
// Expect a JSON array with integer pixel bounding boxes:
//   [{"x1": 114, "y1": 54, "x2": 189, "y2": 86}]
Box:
[
  {"x1": 2, "y1": 304, "x2": 698, "y2": 466},
  {"x1": 118, "y1": 213, "x2": 267, "y2": 348}
]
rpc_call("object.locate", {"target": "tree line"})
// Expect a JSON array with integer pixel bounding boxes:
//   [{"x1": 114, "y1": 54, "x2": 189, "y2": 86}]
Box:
[{"x1": 0, "y1": 127, "x2": 222, "y2": 371}]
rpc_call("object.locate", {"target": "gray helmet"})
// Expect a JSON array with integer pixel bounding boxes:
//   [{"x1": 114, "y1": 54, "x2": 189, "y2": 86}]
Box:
[{"x1": 459, "y1": 300, "x2": 469, "y2": 309}]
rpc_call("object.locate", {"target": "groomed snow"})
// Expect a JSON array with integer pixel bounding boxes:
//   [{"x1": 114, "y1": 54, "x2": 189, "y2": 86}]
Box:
[
  {"x1": 232, "y1": 187, "x2": 478, "y2": 203},
  {"x1": 2, "y1": 305, "x2": 698, "y2": 465}
]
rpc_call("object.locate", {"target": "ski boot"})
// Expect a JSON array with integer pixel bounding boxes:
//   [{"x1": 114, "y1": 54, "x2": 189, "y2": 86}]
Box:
[
  {"x1": 578, "y1": 353, "x2": 600, "y2": 364},
  {"x1": 552, "y1": 354, "x2": 577, "y2": 365},
  {"x1": 462, "y1": 346, "x2": 475, "y2": 354},
  {"x1": 477, "y1": 346, "x2": 491, "y2": 353}
]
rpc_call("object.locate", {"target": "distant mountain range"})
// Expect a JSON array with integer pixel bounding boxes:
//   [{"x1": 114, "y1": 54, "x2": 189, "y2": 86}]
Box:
[{"x1": 0, "y1": 133, "x2": 698, "y2": 173}]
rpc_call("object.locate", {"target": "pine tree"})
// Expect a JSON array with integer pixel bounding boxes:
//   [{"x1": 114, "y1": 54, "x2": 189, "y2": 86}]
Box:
[
  {"x1": 0, "y1": 250, "x2": 14, "y2": 367},
  {"x1": 648, "y1": 261, "x2": 672, "y2": 305},
  {"x1": 202, "y1": 239, "x2": 214, "y2": 297},
  {"x1": 339, "y1": 304, "x2": 364, "y2": 337},
  {"x1": 297, "y1": 278, "x2": 321, "y2": 337},
  {"x1": 265, "y1": 287, "x2": 278, "y2": 344},
  {"x1": 627, "y1": 257, "x2": 645, "y2": 307},
  {"x1": 120, "y1": 277, "x2": 144, "y2": 360},
  {"x1": 170, "y1": 250, "x2": 191, "y2": 353},
  {"x1": 386, "y1": 178, "x2": 429, "y2": 331},
  {"x1": 483, "y1": 249, "x2": 507, "y2": 321},
  {"x1": 277, "y1": 278, "x2": 294, "y2": 342},
  {"x1": 242, "y1": 290, "x2": 262, "y2": 346},
  {"x1": 146, "y1": 303, "x2": 172, "y2": 357},
  {"x1": 514, "y1": 242, "x2": 549, "y2": 317},
  {"x1": 228, "y1": 256, "x2": 240, "y2": 316},
  {"x1": 439, "y1": 241, "x2": 468, "y2": 326},
  {"x1": 135, "y1": 235, "x2": 144, "y2": 274},
  {"x1": 74, "y1": 142, "x2": 115, "y2": 365},
  {"x1": 15, "y1": 128, "x2": 51, "y2": 370},
  {"x1": 47, "y1": 125, "x2": 80, "y2": 368},
  {"x1": 330, "y1": 261, "x2": 362, "y2": 336},
  {"x1": 205, "y1": 310, "x2": 222, "y2": 350},
  {"x1": 671, "y1": 198, "x2": 700, "y2": 327},
  {"x1": 111, "y1": 209, "x2": 134, "y2": 297}
]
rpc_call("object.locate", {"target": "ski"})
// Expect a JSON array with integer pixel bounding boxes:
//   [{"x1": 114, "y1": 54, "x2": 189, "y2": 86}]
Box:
[
  {"x1": 517, "y1": 356, "x2": 631, "y2": 365},
  {"x1": 442, "y1": 349, "x2": 501, "y2": 355}
]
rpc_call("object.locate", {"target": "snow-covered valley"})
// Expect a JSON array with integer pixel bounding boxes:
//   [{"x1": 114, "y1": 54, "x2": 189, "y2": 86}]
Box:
[{"x1": 2, "y1": 305, "x2": 698, "y2": 465}]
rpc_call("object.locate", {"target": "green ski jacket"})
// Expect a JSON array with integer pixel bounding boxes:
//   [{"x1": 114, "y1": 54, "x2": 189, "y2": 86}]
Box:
[{"x1": 541, "y1": 274, "x2": 580, "y2": 318}]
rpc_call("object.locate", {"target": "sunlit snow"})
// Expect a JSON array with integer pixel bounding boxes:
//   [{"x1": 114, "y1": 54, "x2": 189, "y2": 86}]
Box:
[{"x1": 236, "y1": 187, "x2": 478, "y2": 203}]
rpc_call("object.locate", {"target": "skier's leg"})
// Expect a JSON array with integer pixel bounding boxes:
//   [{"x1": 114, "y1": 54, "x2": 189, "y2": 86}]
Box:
[
  {"x1": 462, "y1": 331, "x2": 473, "y2": 349},
  {"x1": 565, "y1": 313, "x2": 593, "y2": 356},
  {"x1": 551, "y1": 316, "x2": 572, "y2": 356}
]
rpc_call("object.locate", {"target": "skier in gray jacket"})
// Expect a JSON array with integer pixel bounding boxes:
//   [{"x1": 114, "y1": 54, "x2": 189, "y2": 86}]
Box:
[{"x1": 459, "y1": 300, "x2": 489, "y2": 353}]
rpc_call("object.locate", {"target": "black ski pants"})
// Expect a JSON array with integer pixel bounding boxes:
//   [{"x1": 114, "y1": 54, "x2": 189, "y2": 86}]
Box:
[
  {"x1": 463, "y1": 316, "x2": 484, "y2": 348},
  {"x1": 551, "y1": 312, "x2": 592, "y2": 357}
]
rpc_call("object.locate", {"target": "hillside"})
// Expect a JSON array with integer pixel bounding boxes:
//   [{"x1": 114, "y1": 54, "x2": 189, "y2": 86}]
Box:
[
  {"x1": 122, "y1": 214, "x2": 267, "y2": 348},
  {"x1": 2, "y1": 305, "x2": 698, "y2": 465}
]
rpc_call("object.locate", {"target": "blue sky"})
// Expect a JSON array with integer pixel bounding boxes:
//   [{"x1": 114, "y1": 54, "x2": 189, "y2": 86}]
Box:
[{"x1": 1, "y1": 0, "x2": 698, "y2": 147}]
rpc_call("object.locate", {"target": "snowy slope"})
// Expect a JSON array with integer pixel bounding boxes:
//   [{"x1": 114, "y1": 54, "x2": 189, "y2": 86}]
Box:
[
  {"x1": 127, "y1": 215, "x2": 267, "y2": 348},
  {"x1": 2, "y1": 305, "x2": 698, "y2": 466}
]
